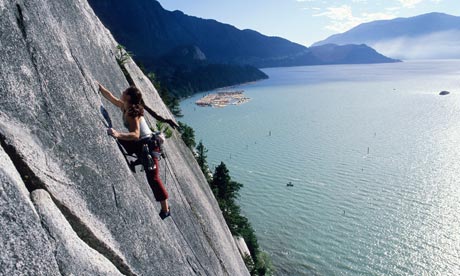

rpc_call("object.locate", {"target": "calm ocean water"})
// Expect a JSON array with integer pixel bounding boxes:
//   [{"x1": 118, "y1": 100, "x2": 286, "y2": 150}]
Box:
[{"x1": 180, "y1": 60, "x2": 460, "y2": 276}]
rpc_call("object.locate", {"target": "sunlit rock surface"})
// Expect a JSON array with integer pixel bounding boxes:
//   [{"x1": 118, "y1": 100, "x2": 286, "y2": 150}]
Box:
[{"x1": 0, "y1": 0, "x2": 248, "y2": 275}]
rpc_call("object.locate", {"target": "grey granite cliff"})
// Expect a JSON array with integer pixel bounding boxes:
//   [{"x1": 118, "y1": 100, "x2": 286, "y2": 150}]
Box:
[{"x1": 0, "y1": 0, "x2": 249, "y2": 275}]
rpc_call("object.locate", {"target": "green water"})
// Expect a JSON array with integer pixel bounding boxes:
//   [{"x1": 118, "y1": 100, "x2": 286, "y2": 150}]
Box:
[{"x1": 180, "y1": 60, "x2": 460, "y2": 275}]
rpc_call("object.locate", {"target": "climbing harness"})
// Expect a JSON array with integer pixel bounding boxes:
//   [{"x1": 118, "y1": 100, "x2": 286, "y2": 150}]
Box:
[{"x1": 100, "y1": 104, "x2": 165, "y2": 173}]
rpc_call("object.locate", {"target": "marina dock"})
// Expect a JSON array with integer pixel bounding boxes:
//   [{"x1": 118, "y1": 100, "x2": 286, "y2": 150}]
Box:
[{"x1": 195, "y1": 90, "x2": 251, "y2": 108}]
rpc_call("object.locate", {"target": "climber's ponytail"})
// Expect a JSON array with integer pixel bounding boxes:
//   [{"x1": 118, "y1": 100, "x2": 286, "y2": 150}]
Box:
[{"x1": 124, "y1": 86, "x2": 144, "y2": 118}]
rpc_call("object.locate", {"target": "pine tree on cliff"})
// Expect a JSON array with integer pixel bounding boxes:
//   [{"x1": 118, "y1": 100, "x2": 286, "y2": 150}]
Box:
[
  {"x1": 210, "y1": 162, "x2": 271, "y2": 275},
  {"x1": 178, "y1": 121, "x2": 196, "y2": 149},
  {"x1": 211, "y1": 162, "x2": 242, "y2": 206},
  {"x1": 196, "y1": 140, "x2": 211, "y2": 182}
]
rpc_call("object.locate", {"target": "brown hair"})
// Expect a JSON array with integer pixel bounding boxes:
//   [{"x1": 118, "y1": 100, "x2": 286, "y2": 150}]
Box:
[{"x1": 124, "y1": 86, "x2": 144, "y2": 118}]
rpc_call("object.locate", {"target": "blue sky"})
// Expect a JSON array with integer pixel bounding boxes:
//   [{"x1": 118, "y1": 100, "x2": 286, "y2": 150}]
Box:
[{"x1": 157, "y1": 0, "x2": 460, "y2": 46}]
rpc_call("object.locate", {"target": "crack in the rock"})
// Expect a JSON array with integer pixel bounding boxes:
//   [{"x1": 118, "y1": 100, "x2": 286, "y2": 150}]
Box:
[
  {"x1": 186, "y1": 256, "x2": 200, "y2": 275},
  {"x1": 42, "y1": 171, "x2": 72, "y2": 187},
  {"x1": 54, "y1": 246, "x2": 66, "y2": 276},
  {"x1": 0, "y1": 133, "x2": 45, "y2": 192},
  {"x1": 72, "y1": 59, "x2": 93, "y2": 99},
  {"x1": 0, "y1": 133, "x2": 136, "y2": 276},
  {"x1": 15, "y1": 4, "x2": 27, "y2": 40},
  {"x1": 67, "y1": 47, "x2": 98, "y2": 109},
  {"x1": 69, "y1": 49, "x2": 88, "y2": 82},
  {"x1": 36, "y1": 215, "x2": 64, "y2": 276},
  {"x1": 50, "y1": 197, "x2": 137, "y2": 276},
  {"x1": 112, "y1": 184, "x2": 119, "y2": 209},
  {"x1": 115, "y1": 50, "x2": 134, "y2": 87},
  {"x1": 14, "y1": 3, "x2": 53, "y2": 122}
]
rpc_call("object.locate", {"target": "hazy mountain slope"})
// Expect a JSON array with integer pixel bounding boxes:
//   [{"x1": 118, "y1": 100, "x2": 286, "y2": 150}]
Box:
[
  {"x1": 310, "y1": 44, "x2": 400, "y2": 64},
  {"x1": 313, "y1": 13, "x2": 460, "y2": 59}
]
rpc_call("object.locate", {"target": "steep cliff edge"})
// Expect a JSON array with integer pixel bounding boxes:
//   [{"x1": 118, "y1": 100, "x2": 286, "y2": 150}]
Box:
[{"x1": 0, "y1": 0, "x2": 249, "y2": 275}]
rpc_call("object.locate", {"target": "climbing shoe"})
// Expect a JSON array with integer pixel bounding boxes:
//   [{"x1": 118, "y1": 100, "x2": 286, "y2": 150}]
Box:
[{"x1": 159, "y1": 209, "x2": 171, "y2": 220}]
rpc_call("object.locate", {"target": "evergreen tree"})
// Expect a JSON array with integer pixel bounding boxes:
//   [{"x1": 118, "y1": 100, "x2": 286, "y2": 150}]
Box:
[
  {"x1": 254, "y1": 252, "x2": 274, "y2": 275},
  {"x1": 210, "y1": 162, "x2": 273, "y2": 275},
  {"x1": 211, "y1": 162, "x2": 242, "y2": 204},
  {"x1": 169, "y1": 97, "x2": 183, "y2": 117},
  {"x1": 195, "y1": 140, "x2": 211, "y2": 182},
  {"x1": 178, "y1": 121, "x2": 196, "y2": 149}
]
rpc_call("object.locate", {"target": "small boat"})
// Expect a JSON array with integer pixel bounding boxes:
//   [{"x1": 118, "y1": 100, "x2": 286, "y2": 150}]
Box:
[
  {"x1": 286, "y1": 181, "x2": 294, "y2": 187},
  {"x1": 439, "y1": 91, "x2": 450, "y2": 96}
]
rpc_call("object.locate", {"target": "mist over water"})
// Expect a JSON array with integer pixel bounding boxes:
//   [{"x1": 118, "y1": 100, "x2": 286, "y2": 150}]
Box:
[
  {"x1": 180, "y1": 60, "x2": 460, "y2": 275},
  {"x1": 372, "y1": 31, "x2": 460, "y2": 60}
]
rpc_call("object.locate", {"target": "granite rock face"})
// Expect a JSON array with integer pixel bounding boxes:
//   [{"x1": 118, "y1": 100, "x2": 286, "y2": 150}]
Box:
[
  {"x1": 31, "y1": 189, "x2": 124, "y2": 276},
  {"x1": 0, "y1": 147, "x2": 60, "y2": 276},
  {"x1": 0, "y1": 0, "x2": 248, "y2": 275}
]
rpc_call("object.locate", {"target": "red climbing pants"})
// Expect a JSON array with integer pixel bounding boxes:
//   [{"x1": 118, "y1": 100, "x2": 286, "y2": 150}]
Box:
[
  {"x1": 145, "y1": 157, "x2": 168, "y2": 201},
  {"x1": 117, "y1": 139, "x2": 168, "y2": 201}
]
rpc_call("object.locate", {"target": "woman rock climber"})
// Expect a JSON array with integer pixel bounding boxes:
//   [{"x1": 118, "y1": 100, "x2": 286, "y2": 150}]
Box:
[{"x1": 97, "y1": 82, "x2": 170, "y2": 220}]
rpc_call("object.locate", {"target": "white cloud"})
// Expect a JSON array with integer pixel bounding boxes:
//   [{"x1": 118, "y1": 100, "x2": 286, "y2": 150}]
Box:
[
  {"x1": 314, "y1": 5, "x2": 354, "y2": 21},
  {"x1": 385, "y1": 6, "x2": 401, "y2": 11},
  {"x1": 314, "y1": 5, "x2": 395, "y2": 33},
  {"x1": 397, "y1": 0, "x2": 424, "y2": 8},
  {"x1": 303, "y1": 6, "x2": 322, "y2": 11}
]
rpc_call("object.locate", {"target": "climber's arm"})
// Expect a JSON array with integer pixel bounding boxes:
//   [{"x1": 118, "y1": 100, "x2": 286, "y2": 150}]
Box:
[
  {"x1": 107, "y1": 116, "x2": 140, "y2": 141},
  {"x1": 97, "y1": 81, "x2": 123, "y2": 108}
]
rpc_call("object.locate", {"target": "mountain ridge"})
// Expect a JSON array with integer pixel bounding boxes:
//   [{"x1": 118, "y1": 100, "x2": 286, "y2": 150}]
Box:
[
  {"x1": 313, "y1": 12, "x2": 460, "y2": 59},
  {"x1": 87, "y1": 0, "x2": 398, "y2": 67},
  {"x1": 88, "y1": 0, "x2": 398, "y2": 96}
]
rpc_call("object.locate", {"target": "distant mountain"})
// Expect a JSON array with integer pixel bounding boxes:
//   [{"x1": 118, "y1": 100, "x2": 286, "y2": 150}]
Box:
[
  {"x1": 88, "y1": 0, "x2": 397, "y2": 96},
  {"x1": 89, "y1": 0, "x2": 397, "y2": 67},
  {"x1": 88, "y1": 0, "x2": 307, "y2": 67},
  {"x1": 152, "y1": 45, "x2": 268, "y2": 97},
  {"x1": 313, "y1": 12, "x2": 460, "y2": 60},
  {"x1": 309, "y1": 44, "x2": 398, "y2": 64}
]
